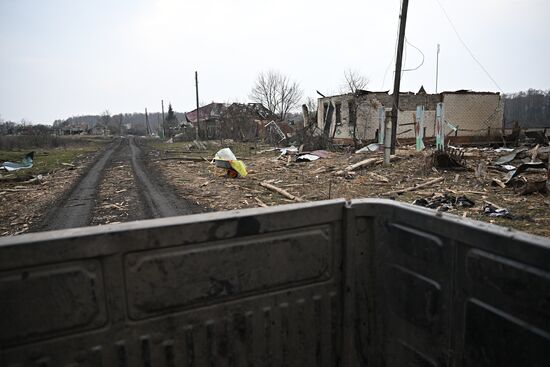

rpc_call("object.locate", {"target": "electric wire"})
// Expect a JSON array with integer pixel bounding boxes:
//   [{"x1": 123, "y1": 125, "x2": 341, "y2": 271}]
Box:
[
  {"x1": 434, "y1": 0, "x2": 503, "y2": 92},
  {"x1": 402, "y1": 37, "x2": 425, "y2": 72},
  {"x1": 381, "y1": 0, "x2": 403, "y2": 89}
]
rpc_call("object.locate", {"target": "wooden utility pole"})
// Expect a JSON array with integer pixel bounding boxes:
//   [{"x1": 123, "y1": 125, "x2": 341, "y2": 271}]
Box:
[
  {"x1": 195, "y1": 71, "x2": 200, "y2": 140},
  {"x1": 157, "y1": 114, "x2": 161, "y2": 137},
  {"x1": 161, "y1": 99, "x2": 166, "y2": 139},
  {"x1": 390, "y1": 0, "x2": 409, "y2": 155},
  {"x1": 145, "y1": 108, "x2": 150, "y2": 135}
]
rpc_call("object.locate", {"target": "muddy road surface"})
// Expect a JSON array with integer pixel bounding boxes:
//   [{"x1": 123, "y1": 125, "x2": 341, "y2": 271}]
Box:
[{"x1": 39, "y1": 137, "x2": 202, "y2": 231}]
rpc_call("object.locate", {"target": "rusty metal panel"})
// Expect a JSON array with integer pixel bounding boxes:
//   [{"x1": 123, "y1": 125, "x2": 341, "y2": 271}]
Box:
[
  {"x1": 351, "y1": 199, "x2": 550, "y2": 367},
  {"x1": 0, "y1": 200, "x2": 346, "y2": 367}
]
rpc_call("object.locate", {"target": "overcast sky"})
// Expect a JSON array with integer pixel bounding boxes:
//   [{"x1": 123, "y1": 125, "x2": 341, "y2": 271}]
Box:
[{"x1": 1, "y1": 0, "x2": 548, "y2": 124}]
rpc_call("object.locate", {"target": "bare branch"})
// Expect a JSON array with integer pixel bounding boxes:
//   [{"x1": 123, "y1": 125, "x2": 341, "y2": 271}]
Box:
[
  {"x1": 341, "y1": 69, "x2": 369, "y2": 94},
  {"x1": 250, "y1": 70, "x2": 303, "y2": 120}
]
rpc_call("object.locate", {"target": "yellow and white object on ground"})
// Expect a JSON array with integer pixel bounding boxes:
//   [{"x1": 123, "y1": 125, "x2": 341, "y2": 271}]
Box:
[{"x1": 213, "y1": 148, "x2": 248, "y2": 178}]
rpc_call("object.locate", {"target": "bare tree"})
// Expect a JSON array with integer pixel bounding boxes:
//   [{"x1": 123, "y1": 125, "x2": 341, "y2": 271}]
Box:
[
  {"x1": 305, "y1": 97, "x2": 317, "y2": 114},
  {"x1": 341, "y1": 69, "x2": 369, "y2": 93},
  {"x1": 250, "y1": 70, "x2": 303, "y2": 120}
]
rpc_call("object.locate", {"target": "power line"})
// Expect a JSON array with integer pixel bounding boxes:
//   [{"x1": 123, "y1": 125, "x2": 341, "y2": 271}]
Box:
[
  {"x1": 434, "y1": 0, "x2": 503, "y2": 92},
  {"x1": 402, "y1": 37, "x2": 425, "y2": 72},
  {"x1": 381, "y1": 0, "x2": 403, "y2": 89}
]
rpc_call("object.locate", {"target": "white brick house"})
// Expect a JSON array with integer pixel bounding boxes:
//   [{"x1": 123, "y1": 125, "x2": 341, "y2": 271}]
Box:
[{"x1": 316, "y1": 89, "x2": 503, "y2": 143}]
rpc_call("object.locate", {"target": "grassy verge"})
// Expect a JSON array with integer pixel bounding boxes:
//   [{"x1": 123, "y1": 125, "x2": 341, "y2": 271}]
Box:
[{"x1": 0, "y1": 136, "x2": 111, "y2": 181}]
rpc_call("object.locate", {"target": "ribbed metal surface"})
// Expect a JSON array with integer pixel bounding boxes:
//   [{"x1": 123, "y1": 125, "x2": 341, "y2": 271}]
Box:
[
  {"x1": 0, "y1": 200, "x2": 346, "y2": 366},
  {"x1": 2, "y1": 199, "x2": 549, "y2": 366}
]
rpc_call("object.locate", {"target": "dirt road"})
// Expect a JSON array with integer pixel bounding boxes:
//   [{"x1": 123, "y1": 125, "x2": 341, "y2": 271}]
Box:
[{"x1": 39, "y1": 137, "x2": 201, "y2": 231}]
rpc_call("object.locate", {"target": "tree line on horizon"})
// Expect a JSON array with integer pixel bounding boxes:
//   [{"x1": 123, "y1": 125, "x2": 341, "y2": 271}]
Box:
[{"x1": 504, "y1": 89, "x2": 550, "y2": 128}]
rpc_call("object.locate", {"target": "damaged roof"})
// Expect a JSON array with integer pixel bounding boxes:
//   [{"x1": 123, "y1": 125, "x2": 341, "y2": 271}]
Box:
[
  {"x1": 185, "y1": 102, "x2": 228, "y2": 123},
  {"x1": 318, "y1": 88, "x2": 500, "y2": 100},
  {"x1": 441, "y1": 89, "x2": 500, "y2": 95},
  {"x1": 223, "y1": 103, "x2": 273, "y2": 119}
]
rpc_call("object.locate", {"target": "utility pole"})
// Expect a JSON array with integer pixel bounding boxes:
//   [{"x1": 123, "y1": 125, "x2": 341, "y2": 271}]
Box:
[
  {"x1": 195, "y1": 71, "x2": 200, "y2": 140},
  {"x1": 145, "y1": 108, "x2": 150, "y2": 135},
  {"x1": 157, "y1": 114, "x2": 161, "y2": 137},
  {"x1": 435, "y1": 43, "x2": 440, "y2": 93},
  {"x1": 161, "y1": 99, "x2": 166, "y2": 139},
  {"x1": 389, "y1": 0, "x2": 409, "y2": 155}
]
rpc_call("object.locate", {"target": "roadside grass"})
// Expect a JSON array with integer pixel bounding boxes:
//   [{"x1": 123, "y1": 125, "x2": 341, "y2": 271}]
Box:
[
  {"x1": 0, "y1": 136, "x2": 111, "y2": 181},
  {"x1": 0, "y1": 134, "x2": 112, "y2": 150}
]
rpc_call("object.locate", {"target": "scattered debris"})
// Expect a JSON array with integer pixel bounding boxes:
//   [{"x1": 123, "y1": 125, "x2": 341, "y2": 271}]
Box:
[
  {"x1": 278, "y1": 146, "x2": 298, "y2": 156},
  {"x1": 512, "y1": 178, "x2": 547, "y2": 195},
  {"x1": 265, "y1": 120, "x2": 287, "y2": 143},
  {"x1": 0, "y1": 152, "x2": 34, "y2": 171},
  {"x1": 335, "y1": 156, "x2": 399, "y2": 176},
  {"x1": 493, "y1": 147, "x2": 527, "y2": 165},
  {"x1": 367, "y1": 172, "x2": 390, "y2": 183},
  {"x1": 501, "y1": 164, "x2": 516, "y2": 171},
  {"x1": 22, "y1": 175, "x2": 44, "y2": 185},
  {"x1": 259, "y1": 181, "x2": 303, "y2": 202},
  {"x1": 309, "y1": 150, "x2": 330, "y2": 158},
  {"x1": 161, "y1": 156, "x2": 206, "y2": 162},
  {"x1": 481, "y1": 200, "x2": 533, "y2": 221},
  {"x1": 503, "y1": 161, "x2": 546, "y2": 184},
  {"x1": 296, "y1": 154, "x2": 320, "y2": 162},
  {"x1": 494, "y1": 147, "x2": 515, "y2": 153},
  {"x1": 413, "y1": 193, "x2": 474, "y2": 211},
  {"x1": 193, "y1": 140, "x2": 208, "y2": 150},
  {"x1": 433, "y1": 147, "x2": 465, "y2": 169},
  {"x1": 483, "y1": 203, "x2": 510, "y2": 218},
  {"x1": 151, "y1": 141, "x2": 550, "y2": 237},
  {"x1": 491, "y1": 178, "x2": 506, "y2": 189},
  {"x1": 525, "y1": 131, "x2": 549, "y2": 145},
  {"x1": 355, "y1": 143, "x2": 381, "y2": 153},
  {"x1": 528, "y1": 144, "x2": 540, "y2": 162},
  {"x1": 381, "y1": 177, "x2": 444, "y2": 196},
  {"x1": 475, "y1": 162, "x2": 487, "y2": 181},
  {"x1": 254, "y1": 197, "x2": 268, "y2": 207}
]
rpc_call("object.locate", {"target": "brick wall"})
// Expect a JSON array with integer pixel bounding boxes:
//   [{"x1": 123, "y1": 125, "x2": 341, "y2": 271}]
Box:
[
  {"x1": 442, "y1": 93, "x2": 503, "y2": 137},
  {"x1": 317, "y1": 92, "x2": 503, "y2": 142}
]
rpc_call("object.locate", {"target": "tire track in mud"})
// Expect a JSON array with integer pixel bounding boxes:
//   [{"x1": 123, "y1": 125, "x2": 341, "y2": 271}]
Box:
[
  {"x1": 39, "y1": 139, "x2": 121, "y2": 231},
  {"x1": 89, "y1": 139, "x2": 145, "y2": 225},
  {"x1": 40, "y1": 136, "x2": 201, "y2": 231},
  {"x1": 128, "y1": 136, "x2": 202, "y2": 218}
]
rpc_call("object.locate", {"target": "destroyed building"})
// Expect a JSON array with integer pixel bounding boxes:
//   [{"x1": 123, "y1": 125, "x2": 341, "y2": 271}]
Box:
[
  {"x1": 219, "y1": 103, "x2": 274, "y2": 141},
  {"x1": 316, "y1": 88, "x2": 503, "y2": 144},
  {"x1": 185, "y1": 102, "x2": 278, "y2": 141},
  {"x1": 185, "y1": 102, "x2": 228, "y2": 139}
]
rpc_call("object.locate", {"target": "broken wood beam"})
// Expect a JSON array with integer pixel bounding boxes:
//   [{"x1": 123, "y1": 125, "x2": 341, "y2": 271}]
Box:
[
  {"x1": 344, "y1": 157, "x2": 379, "y2": 171},
  {"x1": 1, "y1": 188, "x2": 35, "y2": 192},
  {"x1": 254, "y1": 197, "x2": 268, "y2": 207},
  {"x1": 381, "y1": 177, "x2": 444, "y2": 196},
  {"x1": 160, "y1": 156, "x2": 207, "y2": 162},
  {"x1": 334, "y1": 155, "x2": 398, "y2": 176},
  {"x1": 491, "y1": 178, "x2": 506, "y2": 189},
  {"x1": 259, "y1": 181, "x2": 303, "y2": 202},
  {"x1": 367, "y1": 172, "x2": 390, "y2": 183}
]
